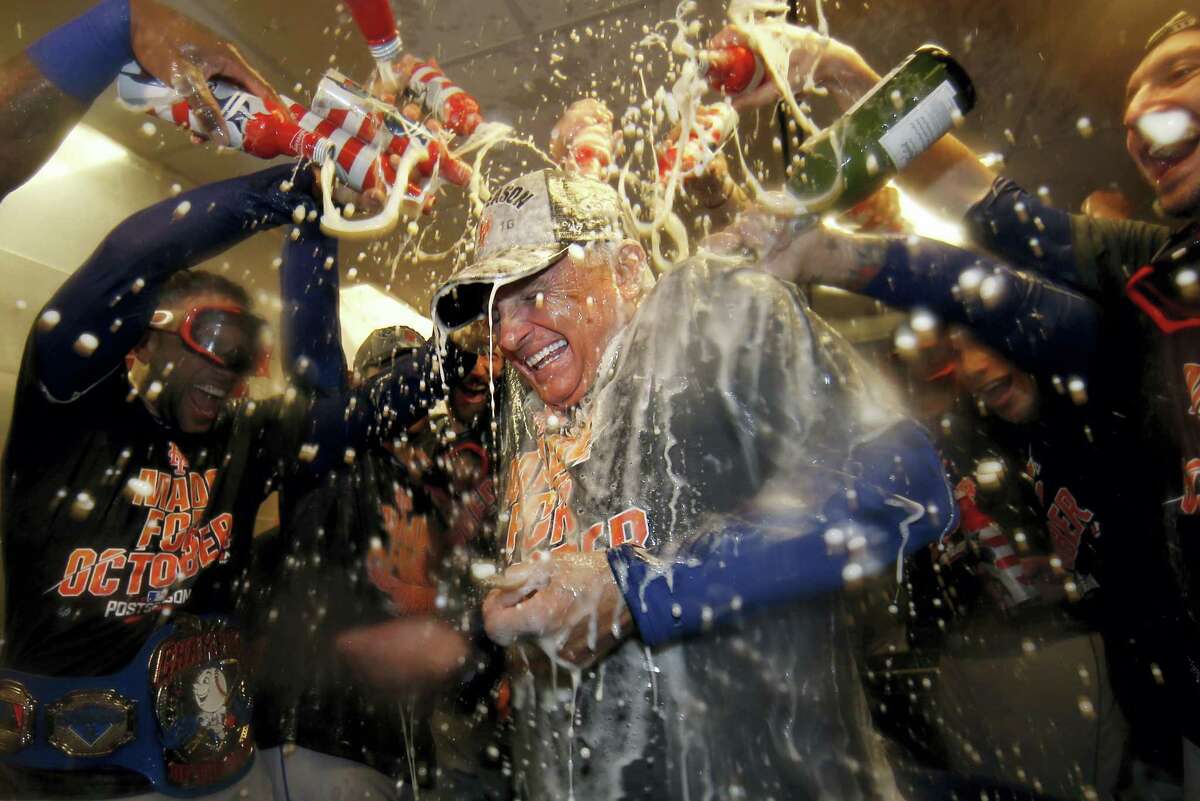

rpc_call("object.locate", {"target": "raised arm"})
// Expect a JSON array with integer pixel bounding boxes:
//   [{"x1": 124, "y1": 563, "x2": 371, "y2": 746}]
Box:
[
  {"x1": 1, "y1": 0, "x2": 287, "y2": 202},
  {"x1": 711, "y1": 213, "x2": 1101, "y2": 379},
  {"x1": 713, "y1": 25, "x2": 1173, "y2": 300},
  {"x1": 280, "y1": 222, "x2": 345, "y2": 395},
  {"x1": 712, "y1": 25, "x2": 996, "y2": 219},
  {"x1": 965, "y1": 177, "x2": 1170, "y2": 298},
  {"x1": 35, "y1": 164, "x2": 314, "y2": 402},
  {"x1": 276, "y1": 220, "x2": 477, "y2": 474}
]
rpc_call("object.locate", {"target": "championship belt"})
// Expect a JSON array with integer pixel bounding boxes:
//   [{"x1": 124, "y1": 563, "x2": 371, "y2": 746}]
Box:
[{"x1": 0, "y1": 615, "x2": 254, "y2": 797}]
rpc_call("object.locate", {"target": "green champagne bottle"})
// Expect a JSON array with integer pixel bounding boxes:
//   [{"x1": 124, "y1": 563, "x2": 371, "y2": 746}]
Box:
[{"x1": 785, "y1": 45, "x2": 976, "y2": 212}]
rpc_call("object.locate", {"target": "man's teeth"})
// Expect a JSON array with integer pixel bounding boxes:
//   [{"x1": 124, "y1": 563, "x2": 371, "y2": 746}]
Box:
[
  {"x1": 197, "y1": 384, "x2": 228, "y2": 399},
  {"x1": 526, "y1": 340, "x2": 567, "y2": 370}
]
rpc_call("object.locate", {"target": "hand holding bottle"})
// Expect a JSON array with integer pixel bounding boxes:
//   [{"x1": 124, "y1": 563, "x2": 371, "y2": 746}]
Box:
[
  {"x1": 706, "y1": 25, "x2": 878, "y2": 112},
  {"x1": 129, "y1": 0, "x2": 293, "y2": 146}
]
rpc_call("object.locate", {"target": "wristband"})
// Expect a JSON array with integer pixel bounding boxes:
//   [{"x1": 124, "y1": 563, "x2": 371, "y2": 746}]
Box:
[{"x1": 27, "y1": 0, "x2": 133, "y2": 105}]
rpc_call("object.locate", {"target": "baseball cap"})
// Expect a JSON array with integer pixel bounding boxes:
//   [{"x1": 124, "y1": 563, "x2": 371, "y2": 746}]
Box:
[
  {"x1": 431, "y1": 169, "x2": 633, "y2": 334},
  {"x1": 1147, "y1": 11, "x2": 1200, "y2": 52},
  {"x1": 353, "y1": 325, "x2": 426, "y2": 374}
]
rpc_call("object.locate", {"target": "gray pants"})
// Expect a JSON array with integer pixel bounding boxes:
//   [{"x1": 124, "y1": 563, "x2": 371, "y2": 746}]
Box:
[
  {"x1": 936, "y1": 631, "x2": 1127, "y2": 799},
  {"x1": 1185, "y1": 737, "x2": 1200, "y2": 801},
  {"x1": 261, "y1": 746, "x2": 406, "y2": 801}
]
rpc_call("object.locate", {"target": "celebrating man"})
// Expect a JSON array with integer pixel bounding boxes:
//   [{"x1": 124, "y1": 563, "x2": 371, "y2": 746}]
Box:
[{"x1": 431, "y1": 168, "x2": 954, "y2": 800}]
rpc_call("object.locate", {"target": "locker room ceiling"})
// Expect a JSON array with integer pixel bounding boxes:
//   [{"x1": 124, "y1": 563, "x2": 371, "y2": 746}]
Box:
[{"x1": 0, "y1": 0, "x2": 1182, "y2": 308}]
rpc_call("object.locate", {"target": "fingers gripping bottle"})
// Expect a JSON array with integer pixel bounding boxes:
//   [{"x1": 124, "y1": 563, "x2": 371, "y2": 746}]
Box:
[
  {"x1": 786, "y1": 46, "x2": 975, "y2": 212},
  {"x1": 341, "y1": 0, "x2": 484, "y2": 138},
  {"x1": 116, "y1": 63, "x2": 404, "y2": 195}
]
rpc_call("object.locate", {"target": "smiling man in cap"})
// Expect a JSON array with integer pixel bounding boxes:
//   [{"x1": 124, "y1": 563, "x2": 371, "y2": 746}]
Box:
[{"x1": 431, "y1": 167, "x2": 955, "y2": 800}]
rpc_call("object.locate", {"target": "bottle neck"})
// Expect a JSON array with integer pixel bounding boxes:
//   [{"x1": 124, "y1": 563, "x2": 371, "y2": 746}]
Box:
[{"x1": 346, "y1": 0, "x2": 402, "y2": 60}]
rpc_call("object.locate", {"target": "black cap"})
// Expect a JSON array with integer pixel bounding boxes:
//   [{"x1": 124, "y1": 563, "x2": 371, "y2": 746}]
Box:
[
  {"x1": 1147, "y1": 11, "x2": 1200, "y2": 52},
  {"x1": 353, "y1": 325, "x2": 426, "y2": 374}
]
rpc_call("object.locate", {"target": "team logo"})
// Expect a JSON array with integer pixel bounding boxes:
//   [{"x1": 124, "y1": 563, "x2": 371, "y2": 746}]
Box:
[
  {"x1": 1046, "y1": 486, "x2": 1095, "y2": 568},
  {"x1": 45, "y1": 690, "x2": 136, "y2": 757},
  {"x1": 150, "y1": 618, "x2": 252, "y2": 789},
  {"x1": 1185, "y1": 364, "x2": 1200, "y2": 416},
  {"x1": 167, "y1": 442, "x2": 189, "y2": 476}
]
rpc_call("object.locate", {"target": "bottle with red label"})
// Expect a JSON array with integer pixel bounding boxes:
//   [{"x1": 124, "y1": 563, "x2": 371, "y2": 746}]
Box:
[
  {"x1": 343, "y1": 0, "x2": 483, "y2": 137},
  {"x1": 116, "y1": 62, "x2": 419, "y2": 196},
  {"x1": 309, "y1": 69, "x2": 472, "y2": 187},
  {"x1": 706, "y1": 42, "x2": 976, "y2": 213},
  {"x1": 395, "y1": 54, "x2": 483, "y2": 137},
  {"x1": 655, "y1": 103, "x2": 738, "y2": 185}
]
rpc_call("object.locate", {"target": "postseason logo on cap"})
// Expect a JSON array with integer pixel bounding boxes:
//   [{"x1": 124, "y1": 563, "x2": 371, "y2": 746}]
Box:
[
  {"x1": 432, "y1": 169, "x2": 632, "y2": 333},
  {"x1": 477, "y1": 176, "x2": 559, "y2": 259}
]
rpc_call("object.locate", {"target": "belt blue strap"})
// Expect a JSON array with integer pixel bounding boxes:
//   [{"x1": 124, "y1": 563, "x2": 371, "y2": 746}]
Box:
[{"x1": 0, "y1": 615, "x2": 254, "y2": 797}]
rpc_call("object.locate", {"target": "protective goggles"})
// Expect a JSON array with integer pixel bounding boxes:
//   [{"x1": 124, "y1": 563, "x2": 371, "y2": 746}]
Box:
[{"x1": 149, "y1": 304, "x2": 271, "y2": 376}]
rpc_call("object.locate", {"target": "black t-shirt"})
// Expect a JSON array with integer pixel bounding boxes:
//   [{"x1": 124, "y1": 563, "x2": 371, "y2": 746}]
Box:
[
  {"x1": 250, "y1": 412, "x2": 501, "y2": 778},
  {"x1": 2, "y1": 339, "x2": 296, "y2": 676},
  {"x1": 249, "y1": 448, "x2": 413, "y2": 775}
]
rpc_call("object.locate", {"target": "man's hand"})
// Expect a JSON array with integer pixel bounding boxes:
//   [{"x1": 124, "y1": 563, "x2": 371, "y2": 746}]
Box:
[
  {"x1": 482, "y1": 551, "x2": 633, "y2": 668},
  {"x1": 704, "y1": 207, "x2": 889, "y2": 290},
  {"x1": 335, "y1": 617, "x2": 469, "y2": 693},
  {"x1": 130, "y1": 0, "x2": 290, "y2": 147},
  {"x1": 708, "y1": 26, "x2": 877, "y2": 112}
]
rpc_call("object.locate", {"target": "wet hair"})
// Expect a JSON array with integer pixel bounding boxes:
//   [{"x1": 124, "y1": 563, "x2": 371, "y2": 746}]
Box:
[{"x1": 157, "y1": 269, "x2": 253, "y2": 311}]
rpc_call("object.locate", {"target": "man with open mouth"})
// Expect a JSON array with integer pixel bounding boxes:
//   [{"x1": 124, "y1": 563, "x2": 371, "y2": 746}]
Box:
[
  {"x1": 430, "y1": 167, "x2": 956, "y2": 801},
  {"x1": 0, "y1": 164, "x2": 471, "y2": 800}
]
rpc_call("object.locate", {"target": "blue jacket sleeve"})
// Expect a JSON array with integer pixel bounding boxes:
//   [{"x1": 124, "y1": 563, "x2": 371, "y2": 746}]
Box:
[
  {"x1": 280, "y1": 222, "x2": 344, "y2": 395},
  {"x1": 275, "y1": 217, "x2": 476, "y2": 474},
  {"x1": 860, "y1": 237, "x2": 1101, "y2": 379},
  {"x1": 34, "y1": 164, "x2": 317, "y2": 402},
  {"x1": 965, "y1": 177, "x2": 1080, "y2": 287},
  {"x1": 609, "y1": 419, "x2": 957, "y2": 648}
]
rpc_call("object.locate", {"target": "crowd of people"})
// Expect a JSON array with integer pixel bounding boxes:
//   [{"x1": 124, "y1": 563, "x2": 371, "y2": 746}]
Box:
[{"x1": 2, "y1": 1, "x2": 1200, "y2": 800}]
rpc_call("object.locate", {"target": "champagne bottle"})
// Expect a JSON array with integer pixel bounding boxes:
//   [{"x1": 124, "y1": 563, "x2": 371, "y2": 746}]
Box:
[{"x1": 786, "y1": 45, "x2": 975, "y2": 212}]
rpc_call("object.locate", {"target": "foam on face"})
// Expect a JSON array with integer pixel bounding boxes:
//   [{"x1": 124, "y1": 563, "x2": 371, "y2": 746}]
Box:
[{"x1": 1138, "y1": 108, "x2": 1199, "y2": 155}]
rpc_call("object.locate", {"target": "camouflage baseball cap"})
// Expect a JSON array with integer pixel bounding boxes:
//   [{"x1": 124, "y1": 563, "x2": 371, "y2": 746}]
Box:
[
  {"x1": 431, "y1": 169, "x2": 633, "y2": 334},
  {"x1": 353, "y1": 325, "x2": 426, "y2": 374},
  {"x1": 1147, "y1": 11, "x2": 1200, "y2": 52}
]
